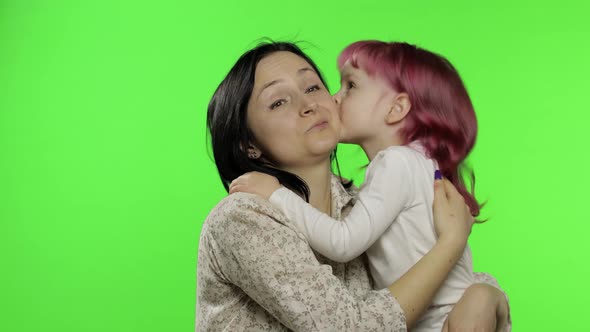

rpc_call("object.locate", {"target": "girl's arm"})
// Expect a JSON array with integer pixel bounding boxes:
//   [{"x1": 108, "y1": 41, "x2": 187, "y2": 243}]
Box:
[{"x1": 232, "y1": 148, "x2": 416, "y2": 262}]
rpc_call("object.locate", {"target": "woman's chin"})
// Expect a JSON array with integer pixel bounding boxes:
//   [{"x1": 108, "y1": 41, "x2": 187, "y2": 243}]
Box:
[
  {"x1": 308, "y1": 138, "x2": 338, "y2": 156},
  {"x1": 338, "y1": 128, "x2": 354, "y2": 143}
]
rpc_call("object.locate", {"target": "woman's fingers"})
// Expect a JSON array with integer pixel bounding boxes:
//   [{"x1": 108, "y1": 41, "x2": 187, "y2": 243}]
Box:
[
  {"x1": 495, "y1": 293, "x2": 510, "y2": 332},
  {"x1": 439, "y1": 178, "x2": 474, "y2": 227},
  {"x1": 496, "y1": 313, "x2": 509, "y2": 332},
  {"x1": 432, "y1": 176, "x2": 474, "y2": 244},
  {"x1": 444, "y1": 284, "x2": 499, "y2": 332},
  {"x1": 441, "y1": 178, "x2": 462, "y2": 204},
  {"x1": 433, "y1": 179, "x2": 449, "y2": 210}
]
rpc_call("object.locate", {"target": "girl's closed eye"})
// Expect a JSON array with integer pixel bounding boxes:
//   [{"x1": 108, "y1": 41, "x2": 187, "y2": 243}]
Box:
[{"x1": 347, "y1": 80, "x2": 356, "y2": 90}]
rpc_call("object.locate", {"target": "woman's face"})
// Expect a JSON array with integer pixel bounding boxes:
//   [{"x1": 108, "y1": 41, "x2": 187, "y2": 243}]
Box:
[{"x1": 246, "y1": 51, "x2": 341, "y2": 169}]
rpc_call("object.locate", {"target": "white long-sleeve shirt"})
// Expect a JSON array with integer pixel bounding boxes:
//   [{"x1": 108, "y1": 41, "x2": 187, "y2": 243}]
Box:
[{"x1": 268, "y1": 142, "x2": 474, "y2": 332}]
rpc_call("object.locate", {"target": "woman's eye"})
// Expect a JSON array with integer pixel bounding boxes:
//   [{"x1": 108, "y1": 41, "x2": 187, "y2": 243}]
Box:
[
  {"x1": 347, "y1": 81, "x2": 355, "y2": 89},
  {"x1": 270, "y1": 99, "x2": 286, "y2": 109},
  {"x1": 305, "y1": 84, "x2": 320, "y2": 93}
]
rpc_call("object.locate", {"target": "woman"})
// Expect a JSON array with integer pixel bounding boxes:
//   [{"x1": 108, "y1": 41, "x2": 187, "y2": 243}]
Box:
[{"x1": 196, "y1": 41, "x2": 510, "y2": 331}]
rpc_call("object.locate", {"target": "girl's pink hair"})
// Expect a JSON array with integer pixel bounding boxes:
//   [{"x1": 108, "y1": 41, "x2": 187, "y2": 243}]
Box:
[{"x1": 338, "y1": 41, "x2": 483, "y2": 218}]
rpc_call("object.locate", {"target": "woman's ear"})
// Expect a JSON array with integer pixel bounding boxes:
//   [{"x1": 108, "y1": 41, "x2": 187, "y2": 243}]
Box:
[
  {"x1": 246, "y1": 145, "x2": 262, "y2": 159},
  {"x1": 385, "y1": 92, "x2": 412, "y2": 125},
  {"x1": 240, "y1": 141, "x2": 263, "y2": 160}
]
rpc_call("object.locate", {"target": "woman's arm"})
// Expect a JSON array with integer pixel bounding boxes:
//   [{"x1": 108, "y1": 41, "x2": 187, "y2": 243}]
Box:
[
  {"x1": 442, "y1": 282, "x2": 511, "y2": 332},
  {"x1": 387, "y1": 178, "x2": 473, "y2": 329},
  {"x1": 389, "y1": 183, "x2": 511, "y2": 331},
  {"x1": 441, "y1": 273, "x2": 511, "y2": 331},
  {"x1": 206, "y1": 193, "x2": 407, "y2": 331},
  {"x1": 222, "y1": 178, "x2": 472, "y2": 331}
]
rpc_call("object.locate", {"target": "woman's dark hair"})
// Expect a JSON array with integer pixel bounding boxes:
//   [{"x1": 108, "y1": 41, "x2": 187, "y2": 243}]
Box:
[{"x1": 207, "y1": 41, "x2": 350, "y2": 202}]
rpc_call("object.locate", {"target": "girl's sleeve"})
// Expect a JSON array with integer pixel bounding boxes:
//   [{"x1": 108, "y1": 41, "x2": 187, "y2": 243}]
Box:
[
  {"x1": 206, "y1": 194, "x2": 408, "y2": 331},
  {"x1": 269, "y1": 148, "x2": 415, "y2": 262}
]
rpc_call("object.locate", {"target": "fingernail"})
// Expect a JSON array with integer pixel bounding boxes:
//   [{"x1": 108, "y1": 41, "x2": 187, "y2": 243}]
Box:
[{"x1": 434, "y1": 170, "x2": 442, "y2": 180}]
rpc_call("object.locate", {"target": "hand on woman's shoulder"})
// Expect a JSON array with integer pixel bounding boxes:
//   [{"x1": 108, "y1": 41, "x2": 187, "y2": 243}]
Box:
[
  {"x1": 201, "y1": 192, "x2": 314, "y2": 269},
  {"x1": 204, "y1": 192, "x2": 291, "y2": 235}
]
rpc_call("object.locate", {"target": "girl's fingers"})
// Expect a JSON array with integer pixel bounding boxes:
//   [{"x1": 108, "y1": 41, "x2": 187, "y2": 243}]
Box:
[
  {"x1": 228, "y1": 183, "x2": 237, "y2": 194},
  {"x1": 229, "y1": 174, "x2": 253, "y2": 194},
  {"x1": 229, "y1": 178, "x2": 245, "y2": 194},
  {"x1": 229, "y1": 183, "x2": 245, "y2": 194}
]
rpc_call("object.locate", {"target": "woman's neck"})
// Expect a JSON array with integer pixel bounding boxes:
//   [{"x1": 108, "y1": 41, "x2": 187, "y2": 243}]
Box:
[{"x1": 285, "y1": 160, "x2": 332, "y2": 215}]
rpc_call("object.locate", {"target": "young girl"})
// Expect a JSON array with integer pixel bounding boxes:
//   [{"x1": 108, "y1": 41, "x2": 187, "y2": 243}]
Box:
[{"x1": 230, "y1": 41, "x2": 483, "y2": 332}]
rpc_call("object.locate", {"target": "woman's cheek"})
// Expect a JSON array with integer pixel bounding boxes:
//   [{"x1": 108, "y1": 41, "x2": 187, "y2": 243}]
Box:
[{"x1": 339, "y1": 103, "x2": 349, "y2": 120}]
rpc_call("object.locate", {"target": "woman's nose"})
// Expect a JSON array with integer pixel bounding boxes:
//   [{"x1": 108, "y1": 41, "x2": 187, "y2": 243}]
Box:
[
  {"x1": 332, "y1": 93, "x2": 341, "y2": 105},
  {"x1": 301, "y1": 100, "x2": 318, "y2": 116}
]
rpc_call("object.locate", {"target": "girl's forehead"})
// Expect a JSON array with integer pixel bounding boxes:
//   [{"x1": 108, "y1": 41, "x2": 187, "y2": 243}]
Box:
[{"x1": 340, "y1": 62, "x2": 368, "y2": 78}]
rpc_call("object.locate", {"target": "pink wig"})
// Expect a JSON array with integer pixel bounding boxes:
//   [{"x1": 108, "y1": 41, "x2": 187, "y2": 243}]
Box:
[{"x1": 338, "y1": 41, "x2": 482, "y2": 218}]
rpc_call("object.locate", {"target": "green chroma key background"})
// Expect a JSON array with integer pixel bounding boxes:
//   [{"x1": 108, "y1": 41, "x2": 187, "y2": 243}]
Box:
[{"x1": 1, "y1": 0, "x2": 588, "y2": 331}]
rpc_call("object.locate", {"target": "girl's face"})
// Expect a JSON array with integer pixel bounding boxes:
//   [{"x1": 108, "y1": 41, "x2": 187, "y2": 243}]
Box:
[
  {"x1": 333, "y1": 62, "x2": 397, "y2": 144},
  {"x1": 246, "y1": 51, "x2": 341, "y2": 170}
]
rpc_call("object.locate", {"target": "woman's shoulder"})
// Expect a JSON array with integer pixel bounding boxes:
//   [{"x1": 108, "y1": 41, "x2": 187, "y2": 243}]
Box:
[
  {"x1": 199, "y1": 193, "x2": 314, "y2": 271},
  {"x1": 202, "y1": 192, "x2": 292, "y2": 238}
]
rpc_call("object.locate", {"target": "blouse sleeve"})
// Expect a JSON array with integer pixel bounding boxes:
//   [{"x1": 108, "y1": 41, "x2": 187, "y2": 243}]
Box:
[
  {"x1": 206, "y1": 193, "x2": 408, "y2": 331},
  {"x1": 269, "y1": 148, "x2": 415, "y2": 262}
]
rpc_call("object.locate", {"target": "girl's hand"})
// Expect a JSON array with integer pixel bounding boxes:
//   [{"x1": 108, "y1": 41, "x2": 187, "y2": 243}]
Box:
[
  {"x1": 432, "y1": 178, "x2": 474, "y2": 253},
  {"x1": 442, "y1": 283, "x2": 510, "y2": 332},
  {"x1": 229, "y1": 172, "x2": 281, "y2": 200}
]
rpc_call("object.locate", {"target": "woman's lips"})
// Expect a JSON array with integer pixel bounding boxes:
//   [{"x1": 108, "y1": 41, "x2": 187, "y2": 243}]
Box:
[{"x1": 308, "y1": 120, "x2": 328, "y2": 132}]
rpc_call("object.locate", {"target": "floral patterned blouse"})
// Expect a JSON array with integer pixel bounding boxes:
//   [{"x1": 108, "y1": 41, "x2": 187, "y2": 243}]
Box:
[{"x1": 196, "y1": 175, "x2": 507, "y2": 331}]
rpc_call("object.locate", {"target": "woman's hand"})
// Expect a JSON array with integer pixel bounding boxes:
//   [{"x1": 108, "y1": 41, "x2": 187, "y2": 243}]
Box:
[
  {"x1": 387, "y1": 178, "x2": 479, "y2": 329},
  {"x1": 229, "y1": 171, "x2": 281, "y2": 200},
  {"x1": 432, "y1": 178, "x2": 474, "y2": 253},
  {"x1": 442, "y1": 283, "x2": 510, "y2": 332}
]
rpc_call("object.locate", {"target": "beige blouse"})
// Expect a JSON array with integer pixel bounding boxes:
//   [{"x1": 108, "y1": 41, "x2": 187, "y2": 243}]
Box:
[{"x1": 196, "y1": 175, "x2": 506, "y2": 331}]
